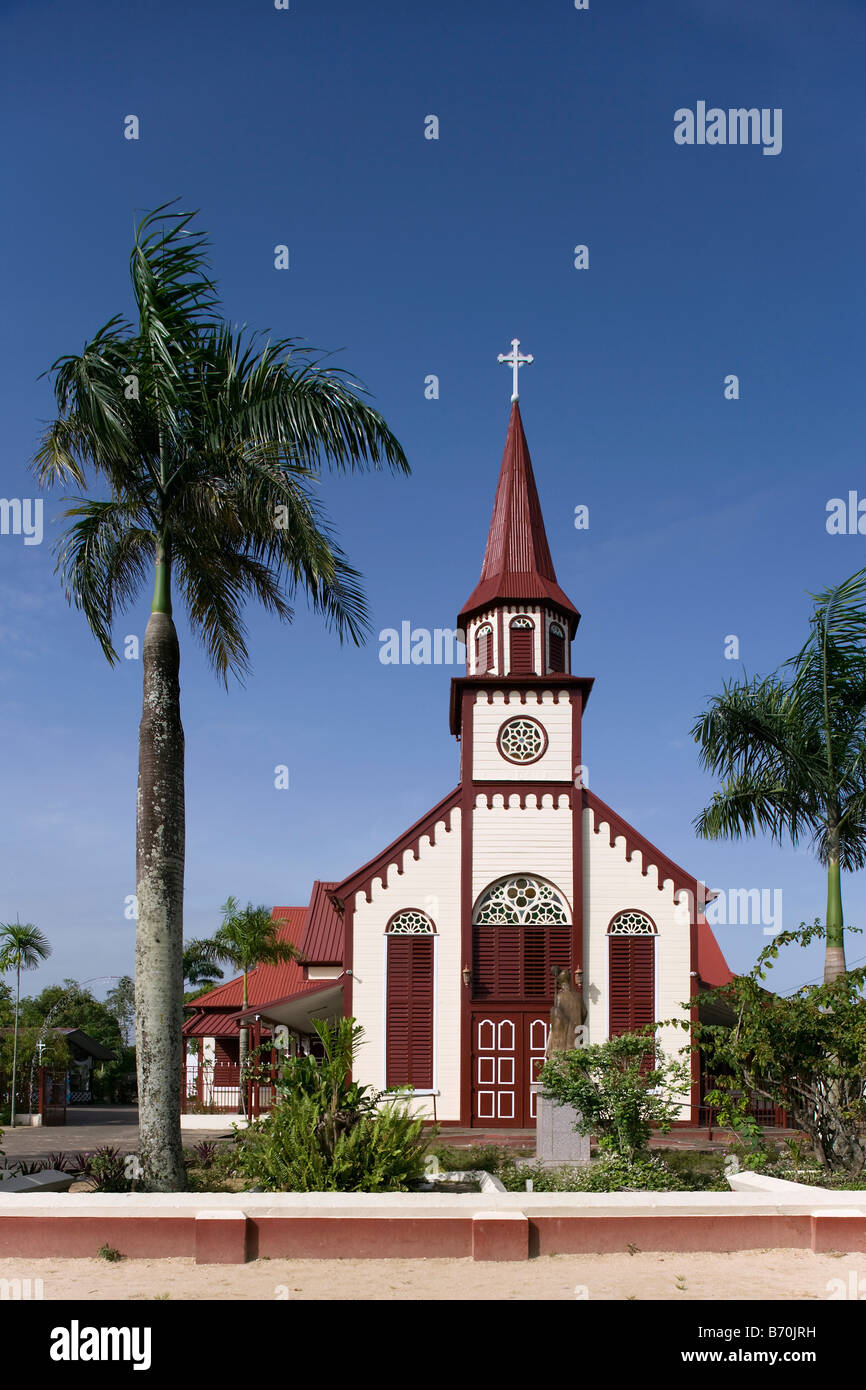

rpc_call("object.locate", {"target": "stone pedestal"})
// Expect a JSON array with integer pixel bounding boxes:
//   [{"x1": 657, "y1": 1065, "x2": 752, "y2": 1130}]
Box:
[{"x1": 535, "y1": 1093, "x2": 590, "y2": 1164}]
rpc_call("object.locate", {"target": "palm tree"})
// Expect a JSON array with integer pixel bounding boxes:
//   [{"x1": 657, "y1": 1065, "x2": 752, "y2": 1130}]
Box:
[
  {"x1": 33, "y1": 203, "x2": 409, "y2": 1188},
  {"x1": 199, "y1": 897, "x2": 298, "y2": 1113},
  {"x1": 0, "y1": 920, "x2": 52, "y2": 1126},
  {"x1": 182, "y1": 939, "x2": 224, "y2": 997},
  {"x1": 692, "y1": 568, "x2": 866, "y2": 984}
]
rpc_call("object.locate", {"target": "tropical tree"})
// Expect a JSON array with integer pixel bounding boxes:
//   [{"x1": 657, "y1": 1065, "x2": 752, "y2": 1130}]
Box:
[
  {"x1": 692, "y1": 568, "x2": 866, "y2": 983},
  {"x1": 32, "y1": 202, "x2": 409, "y2": 1188},
  {"x1": 104, "y1": 976, "x2": 136, "y2": 1047},
  {"x1": 20, "y1": 978, "x2": 124, "y2": 1053},
  {"x1": 198, "y1": 897, "x2": 298, "y2": 1114},
  {"x1": 182, "y1": 939, "x2": 224, "y2": 998},
  {"x1": 0, "y1": 920, "x2": 52, "y2": 1125}
]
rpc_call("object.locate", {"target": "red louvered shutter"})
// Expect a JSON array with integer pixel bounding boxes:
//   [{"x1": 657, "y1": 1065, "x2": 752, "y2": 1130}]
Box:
[
  {"x1": 476, "y1": 628, "x2": 493, "y2": 674},
  {"x1": 548, "y1": 626, "x2": 565, "y2": 673},
  {"x1": 608, "y1": 935, "x2": 655, "y2": 1071},
  {"x1": 509, "y1": 628, "x2": 535, "y2": 675},
  {"x1": 386, "y1": 936, "x2": 434, "y2": 1088},
  {"x1": 473, "y1": 925, "x2": 571, "y2": 1000}
]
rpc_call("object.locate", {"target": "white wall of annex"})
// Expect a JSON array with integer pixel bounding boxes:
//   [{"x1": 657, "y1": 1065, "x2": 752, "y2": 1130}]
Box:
[{"x1": 582, "y1": 807, "x2": 693, "y2": 1116}]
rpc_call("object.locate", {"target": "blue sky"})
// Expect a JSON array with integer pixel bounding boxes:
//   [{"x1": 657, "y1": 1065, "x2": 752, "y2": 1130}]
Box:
[{"x1": 1, "y1": 0, "x2": 864, "y2": 1002}]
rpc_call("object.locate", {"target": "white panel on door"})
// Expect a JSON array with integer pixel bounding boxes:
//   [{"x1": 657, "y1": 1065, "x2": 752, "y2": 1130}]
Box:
[
  {"x1": 477, "y1": 1090, "x2": 495, "y2": 1120},
  {"x1": 498, "y1": 1057, "x2": 514, "y2": 1085}
]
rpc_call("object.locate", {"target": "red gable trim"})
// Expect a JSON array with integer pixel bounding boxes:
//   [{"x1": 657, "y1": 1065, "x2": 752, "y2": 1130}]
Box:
[
  {"x1": 334, "y1": 786, "x2": 461, "y2": 906},
  {"x1": 584, "y1": 788, "x2": 702, "y2": 900},
  {"x1": 584, "y1": 788, "x2": 733, "y2": 986}
]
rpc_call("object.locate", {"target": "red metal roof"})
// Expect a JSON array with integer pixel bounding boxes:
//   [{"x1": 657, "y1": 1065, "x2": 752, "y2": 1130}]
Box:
[
  {"x1": 301, "y1": 880, "x2": 343, "y2": 964},
  {"x1": 697, "y1": 917, "x2": 735, "y2": 988},
  {"x1": 458, "y1": 403, "x2": 580, "y2": 633},
  {"x1": 184, "y1": 907, "x2": 307, "y2": 1013},
  {"x1": 183, "y1": 1010, "x2": 254, "y2": 1038}
]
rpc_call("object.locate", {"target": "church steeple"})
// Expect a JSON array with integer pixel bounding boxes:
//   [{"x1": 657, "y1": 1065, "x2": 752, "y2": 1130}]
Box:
[{"x1": 458, "y1": 402, "x2": 580, "y2": 635}]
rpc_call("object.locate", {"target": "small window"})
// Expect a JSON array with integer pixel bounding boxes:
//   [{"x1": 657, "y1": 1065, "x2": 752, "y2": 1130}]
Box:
[
  {"x1": 475, "y1": 624, "x2": 494, "y2": 674},
  {"x1": 509, "y1": 617, "x2": 535, "y2": 675},
  {"x1": 548, "y1": 622, "x2": 566, "y2": 673}
]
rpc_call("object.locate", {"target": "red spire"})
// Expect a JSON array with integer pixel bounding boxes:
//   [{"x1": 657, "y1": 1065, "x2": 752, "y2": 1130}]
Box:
[{"x1": 458, "y1": 403, "x2": 580, "y2": 633}]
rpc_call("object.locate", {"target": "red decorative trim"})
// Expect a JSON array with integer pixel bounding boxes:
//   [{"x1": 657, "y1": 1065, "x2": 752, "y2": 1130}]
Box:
[
  {"x1": 335, "y1": 786, "x2": 461, "y2": 905},
  {"x1": 689, "y1": 914, "x2": 700, "y2": 1123},
  {"x1": 473, "y1": 787, "x2": 573, "y2": 810},
  {"x1": 450, "y1": 675, "x2": 594, "y2": 736},
  {"x1": 571, "y1": 687, "x2": 584, "y2": 977},
  {"x1": 496, "y1": 715, "x2": 549, "y2": 766},
  {"x1": 459, "y1": 687, "x2": 474, "y2": 1127},
  {"x1": 343, "y1": 897, "x2": 354, "y2": 1066},
  {"x1": 584, "y1": 789, "x2": 700, "y2": 900}
]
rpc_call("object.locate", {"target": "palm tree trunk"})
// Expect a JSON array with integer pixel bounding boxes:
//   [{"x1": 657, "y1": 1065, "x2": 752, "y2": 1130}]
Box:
[
  {"x1": 136, "y1": 584, "x2": 186, "y2": 1191},
  {"x1": 824, "y1": 833, "x2": 847, "y2": 984}
]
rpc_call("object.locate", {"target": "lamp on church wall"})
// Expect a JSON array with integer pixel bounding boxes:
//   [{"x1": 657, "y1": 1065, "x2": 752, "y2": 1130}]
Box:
[{"x1": 462, "y1": 964, "x2": 471, "y2": 989}]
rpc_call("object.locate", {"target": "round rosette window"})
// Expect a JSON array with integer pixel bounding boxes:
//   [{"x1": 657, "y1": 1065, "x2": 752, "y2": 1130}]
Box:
[{"x1": 496, "y1": 716, "x2": 548, "y2": 764}]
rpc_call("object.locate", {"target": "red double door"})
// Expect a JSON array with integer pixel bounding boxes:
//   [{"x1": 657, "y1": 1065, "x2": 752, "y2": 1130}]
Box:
[{"x1": 471, "y1": 1011, "x2": 549, "y2": 1128}]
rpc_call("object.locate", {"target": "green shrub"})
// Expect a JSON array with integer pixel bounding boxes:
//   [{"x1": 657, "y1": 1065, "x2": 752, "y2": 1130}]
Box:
[
  {"x1": 539, "y1": 1031, "x2": 691, "y2": 1162},
  {"x1": 84, "y1": 1145, "x2": 130, "y2": 1192},
  {"x1": 235, "y1": 1018, "x2": 431, "y2": 1192}
]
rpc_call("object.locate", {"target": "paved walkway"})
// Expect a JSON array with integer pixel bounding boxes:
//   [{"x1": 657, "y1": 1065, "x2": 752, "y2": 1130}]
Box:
[
  {"x1": 3, "y1": 1110, "x2": 793, "y2": 1167},
  {"x1": 1, "y1": 1107, "x2": 233, "y2": 1165}
]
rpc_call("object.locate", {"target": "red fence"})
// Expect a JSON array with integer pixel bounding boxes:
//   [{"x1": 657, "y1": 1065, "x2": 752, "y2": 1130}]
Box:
[{"x1": 699, "y1": 1072, "x2": 789, "y2": 1130}]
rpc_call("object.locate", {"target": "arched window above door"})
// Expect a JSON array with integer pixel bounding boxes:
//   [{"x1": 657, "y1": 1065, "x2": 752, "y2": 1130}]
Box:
[{"x1": 474, "y1": 875, "x2": 570, "y2": 926}]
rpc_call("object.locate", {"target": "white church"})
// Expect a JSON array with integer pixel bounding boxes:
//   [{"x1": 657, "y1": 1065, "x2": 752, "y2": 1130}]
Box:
[{"x1": 186, "y1": 347, "x2": 733, "y2": 1130}]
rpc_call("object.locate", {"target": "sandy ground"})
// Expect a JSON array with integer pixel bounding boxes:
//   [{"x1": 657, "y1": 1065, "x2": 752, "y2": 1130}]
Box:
[{"x1": 1, "y1": 1249, "x2": 863, "y2": 1300}]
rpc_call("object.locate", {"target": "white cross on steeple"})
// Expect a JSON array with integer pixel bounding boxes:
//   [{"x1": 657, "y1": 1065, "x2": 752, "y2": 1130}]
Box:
[{"x1": 497, "y1": 338, "x2": 533, "y2": 403}]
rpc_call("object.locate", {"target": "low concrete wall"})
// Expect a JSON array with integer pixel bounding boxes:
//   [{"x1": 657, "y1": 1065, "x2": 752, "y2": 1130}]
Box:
[
  {"x1": 181, "y1": 1115, "x2": 249, "y2": 1132},
  {"x1": 0, "y1": 1184, "x2": 863, "y2": 1263}
]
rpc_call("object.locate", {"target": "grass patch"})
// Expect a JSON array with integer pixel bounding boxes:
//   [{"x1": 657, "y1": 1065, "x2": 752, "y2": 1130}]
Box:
[{"x1": 431, "y1": 1143, "x2": 533, "y2": 1172}]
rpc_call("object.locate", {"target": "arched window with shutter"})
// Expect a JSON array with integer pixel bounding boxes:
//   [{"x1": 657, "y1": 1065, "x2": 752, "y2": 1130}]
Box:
[
  {"x1": 607, "y1": 911, "x2": 656, "y2": 1062},
  {"x1": 475, "y1": 623, "x2": 494, "y2": 674},
  {"x1": 548, "y1": 621, "x2": 566, "y2": 673},
  {"x1": 509, "y1": 616, "x2": 536, "y2": 675},
  {"x1": 385, "y1": 910, "x2": 435, "y2": 1089},
  {"x1": 472, "y1": 876, "x2": 571, "y2": 1001}
]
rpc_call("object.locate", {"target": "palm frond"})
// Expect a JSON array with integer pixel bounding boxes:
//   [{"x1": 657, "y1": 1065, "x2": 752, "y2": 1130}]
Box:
[{"x1": 55, "y1": 498, "x2": 155, "y2": 662}]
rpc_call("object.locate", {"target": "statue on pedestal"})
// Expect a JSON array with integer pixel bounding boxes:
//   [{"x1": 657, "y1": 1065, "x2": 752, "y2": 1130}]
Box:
[
  {"x1": 545, "y1": 966, "x2": 587, "y2": 1058},
  {"x1": 537, "y1": 966, "x2": 591, "y2": 1163}
]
